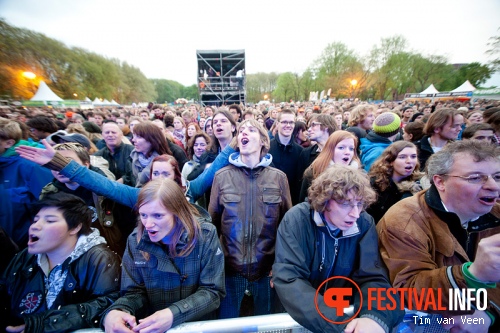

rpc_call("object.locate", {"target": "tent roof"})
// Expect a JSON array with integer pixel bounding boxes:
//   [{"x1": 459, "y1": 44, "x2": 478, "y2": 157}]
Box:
[
  {"x1": 84, "y1": 97, "x2": 91, "y2": 102},
  {"x1": 30, "y1": 81, "x2": 63, "y2": 102},
  {"x1": 451, "y1": 80, "x2": 476, "y2": 93},
  {"x1": 111, "y1": 99, "x2": 120, "y2": 105},
  {"x1": 420, "y1": 84, "x2": 439, "y2": 94}
]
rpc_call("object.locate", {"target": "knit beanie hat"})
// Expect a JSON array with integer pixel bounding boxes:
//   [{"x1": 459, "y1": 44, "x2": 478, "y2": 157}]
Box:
[{"x1": 373, "y1": 112, "x2": 401, "y2": 137}]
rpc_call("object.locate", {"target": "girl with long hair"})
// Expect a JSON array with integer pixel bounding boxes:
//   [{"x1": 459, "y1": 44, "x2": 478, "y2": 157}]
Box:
[
  {"x1": 299, "y1": 130, "x2": 360, "y2": 202},
  {"x1": 102, "y1": 178, "x2": 225, "y2": 332},
  {"x1": 366, "y1": 141, "x2": 422, "y2": 223}
]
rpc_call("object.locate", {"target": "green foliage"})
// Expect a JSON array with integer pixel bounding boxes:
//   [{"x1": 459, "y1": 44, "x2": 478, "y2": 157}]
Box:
[
  {"x1": 487, "y1": 29, "x2": 500, "y2": 72},
  {"x1": 182, "y1": 84, "x2": 199, "y2": 101},
  {"x1": 0, "y1": 19, "x2": 159, "y2": 103},
  {"x1": 246, "y1": 72, "x2": 279, "y2": 103},
  {"x1": 2, "y1": 19, "x2": 495, "y2": 104},
  {"x1": 273, "y1": 72, "x2": 297, "y2": 102},
  {"x1": 455, "y1": 62, "x2": 493, "y2": 87}
]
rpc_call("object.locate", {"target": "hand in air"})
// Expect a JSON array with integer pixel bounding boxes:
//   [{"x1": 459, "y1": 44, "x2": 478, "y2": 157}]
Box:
[{"x1": 15, "y1": 139, "x2": 55, "y2": 166}]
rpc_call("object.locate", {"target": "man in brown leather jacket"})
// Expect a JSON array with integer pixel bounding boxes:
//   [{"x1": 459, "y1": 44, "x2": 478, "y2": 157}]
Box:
[
  {"x1": 209, "y1": 119, "x2": 292, "y2": 319},
  {"x1": 378, "y1": 140, "x2": 500, "y2": 333}
]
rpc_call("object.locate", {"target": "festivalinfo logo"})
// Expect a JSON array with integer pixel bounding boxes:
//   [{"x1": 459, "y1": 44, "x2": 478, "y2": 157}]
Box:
[{"x1": 314, "y1": 276, "x2": 489, "y2": 325}]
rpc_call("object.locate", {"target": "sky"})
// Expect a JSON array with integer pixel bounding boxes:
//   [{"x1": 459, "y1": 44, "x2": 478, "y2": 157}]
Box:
[{"x1": 1, "y1": 0, "x2": 499, "y2": 87}]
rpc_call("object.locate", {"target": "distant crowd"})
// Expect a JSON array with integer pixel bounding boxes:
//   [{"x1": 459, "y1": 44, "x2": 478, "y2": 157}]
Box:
[{"x1": 1, "y1": 98, "x2": 500, "y2": 333}]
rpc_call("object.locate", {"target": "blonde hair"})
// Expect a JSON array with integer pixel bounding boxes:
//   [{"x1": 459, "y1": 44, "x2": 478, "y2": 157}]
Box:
[
  {"x1": 0, "y1": 118, "x2": 22, "y2": 142},
  {"x1": 348, "y1": 104, "x2": 375, "y2": 127}
]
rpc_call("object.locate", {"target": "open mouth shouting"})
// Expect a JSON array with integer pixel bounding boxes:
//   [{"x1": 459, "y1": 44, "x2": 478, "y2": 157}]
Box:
[
  {"x1": 147, "y1": 229, "x2": 158, "y2": 238},
  {"x1": 28, "y1": 234, "x2": 39, "y2": 246},
  {"x1": 479, "y1": 196, "x2": 498, "y2": 205},
  {"x1": 405, "y1": 165, "x2": 415, "y2": 172},
  {"x1": 241, "y1": 138, "x2": 249, "y2": 147}
]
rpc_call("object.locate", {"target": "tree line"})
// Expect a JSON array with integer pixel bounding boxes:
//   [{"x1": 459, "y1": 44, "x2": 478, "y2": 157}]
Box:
[
  {"x1": 247, "y1": 35, "x2": 497, "y2": 103},
  {"x1": 0, "y1": 19, "x2": 198, "y2": 104},
  {"x1": 0, "y1": 19, "x2": 497, "y2": 104}
]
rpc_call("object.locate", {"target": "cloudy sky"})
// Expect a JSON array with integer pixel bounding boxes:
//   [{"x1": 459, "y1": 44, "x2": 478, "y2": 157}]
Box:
[{"x1": 1, "y1": 0, "x2": 499, "y2": 87}]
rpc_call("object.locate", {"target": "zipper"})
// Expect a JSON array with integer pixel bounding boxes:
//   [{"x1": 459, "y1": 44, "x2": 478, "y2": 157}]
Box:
[
  {"x1": 324, "y1": 236, "x2": 339, "y2": 293},
  {"x1": 246, "y1": 170, "x2": 254, "y2": 278},
  {"x1": 319, "y1": 233, "x2": 325, "y2": 273}
]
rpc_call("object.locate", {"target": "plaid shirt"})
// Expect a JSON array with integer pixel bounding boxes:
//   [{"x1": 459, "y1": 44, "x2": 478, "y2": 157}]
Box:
[{"x1": 104, "y1": 222, "x2": 225, "y2": 328}]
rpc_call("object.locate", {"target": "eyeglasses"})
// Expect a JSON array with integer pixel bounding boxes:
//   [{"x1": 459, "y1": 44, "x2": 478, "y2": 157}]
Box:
[
  {"x1": 310, "y1": 122, "x2": 322, "y2": 128},
  {"x1": 442, "y1": 173, "x2": 500, "y2": 184},
  {"x1": 280, "y1": 121, "x2": 295, "y2": 126},
  {"x1": 335, "y1": 200, "x2": 365, "y2": 210}
]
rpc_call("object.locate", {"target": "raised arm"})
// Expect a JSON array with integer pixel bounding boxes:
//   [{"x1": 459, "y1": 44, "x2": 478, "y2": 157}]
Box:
[
  {"x1": 16, "y1": 140, "x2": 139, "y2": 208},
  {"x1": 187, "y1": 144, "x2": 235, "y2": 202}
]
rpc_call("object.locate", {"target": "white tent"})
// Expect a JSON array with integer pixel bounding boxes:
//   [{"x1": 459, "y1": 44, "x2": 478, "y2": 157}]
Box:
[
  {"x1": 30, "y1": 81, "x2": 63, "y2": 102},
  {"x1": 84, "y1": 97, "x2": 91, "y2": 102},
  {"x1": 103, "y1": 99, "x2": 111, "y2": 105},
  {"x1": 451, "y1": 80, "x2": 476, "y2": 93},
  {"x1": 420, "y1": 84, "x2": 439, "y2": 94},
  {"x1": 111, "y1": 99, "x2": 120, "y2": 106}
]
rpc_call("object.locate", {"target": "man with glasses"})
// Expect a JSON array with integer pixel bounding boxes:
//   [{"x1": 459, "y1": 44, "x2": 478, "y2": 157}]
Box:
[
  {"x1": 268, "y1": 109, "x2": 303, "y2": 204},
  {"x1": 296, "y1": 114, "x2": 337, "y2": 195},
  {"x1": 378, "y1": 140, "x2": 500, "y2": 332}
]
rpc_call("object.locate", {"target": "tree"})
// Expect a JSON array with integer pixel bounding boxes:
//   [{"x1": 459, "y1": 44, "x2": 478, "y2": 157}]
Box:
[
  {"x1": 312, "y1": 42, "x2": 364, "y2": 97},
  {"x1": 0, "y1": 19, "x2": 158, "y2": 103},
  {"x1": 368, "y1": 35, "x2": 410, "y2": 99},
  {"x1": 455, "y1": 62, "x2": 494, "y2": 87},
  {"x1": 487, "y1": 28, "x2": 500, "y2": 72},
  {"x1": 273, "y1": 72, "x2": 297, "y2": 102},
  {"x1": 246, "y1": 72, "x2": 279, "y2": 102}
]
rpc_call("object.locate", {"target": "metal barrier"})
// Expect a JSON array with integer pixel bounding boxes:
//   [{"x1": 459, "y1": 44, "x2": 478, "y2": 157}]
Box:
[{"x1": 74, "y1": 311, "x2": 450, "y2": 333}]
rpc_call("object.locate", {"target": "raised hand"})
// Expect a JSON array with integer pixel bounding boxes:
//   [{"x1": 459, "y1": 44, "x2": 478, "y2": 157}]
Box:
[{"x1": 15, "y1": 139, "x2": 56, "y2": 166}]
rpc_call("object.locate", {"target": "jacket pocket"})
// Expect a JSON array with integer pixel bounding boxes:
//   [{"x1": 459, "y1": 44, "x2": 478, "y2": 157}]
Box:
[
  {"x1": 262, "y1": 190, "x2": 282, "y2": 219},
  {"x1": 221, "y1": 193, "x2": 241, "y2": 218}
]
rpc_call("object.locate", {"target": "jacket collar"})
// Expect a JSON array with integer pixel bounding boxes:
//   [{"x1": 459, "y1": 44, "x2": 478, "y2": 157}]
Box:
[
  {"x1": 106, "y1": 143, "x2": 123, "y2": 154},
  {"x1": 312, "y1": 210, "x2": 359, "y2": 237},
  {"x1": 228, "y1": 152, "x2": 273, "y2": 169},
  {"x1": 274, "y1": 135, "x2": 295, "y2": 151},
  {"x1": 365, "y1": 131, "x2": 392, "y2": 143},
  {"x1": 424, "y1": 185, "x2": 500, "y2": 257}
]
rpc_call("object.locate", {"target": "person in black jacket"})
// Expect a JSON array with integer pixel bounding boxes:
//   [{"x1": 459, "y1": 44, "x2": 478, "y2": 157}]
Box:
[
  {"x1": 269, "y1": 109, "x2": 303, "y2": 204},
  {"x1": 0, "y1": 192, "x2": 121, "y2": 333},
  {"x1": 95, "y1": 122, "x2": 135, "y2": 186}
]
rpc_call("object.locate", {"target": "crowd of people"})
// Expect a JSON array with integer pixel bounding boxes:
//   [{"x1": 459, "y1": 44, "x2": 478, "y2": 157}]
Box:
[{"x1": 1, "y1": 98, "x2": 500, "y2": 333}]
